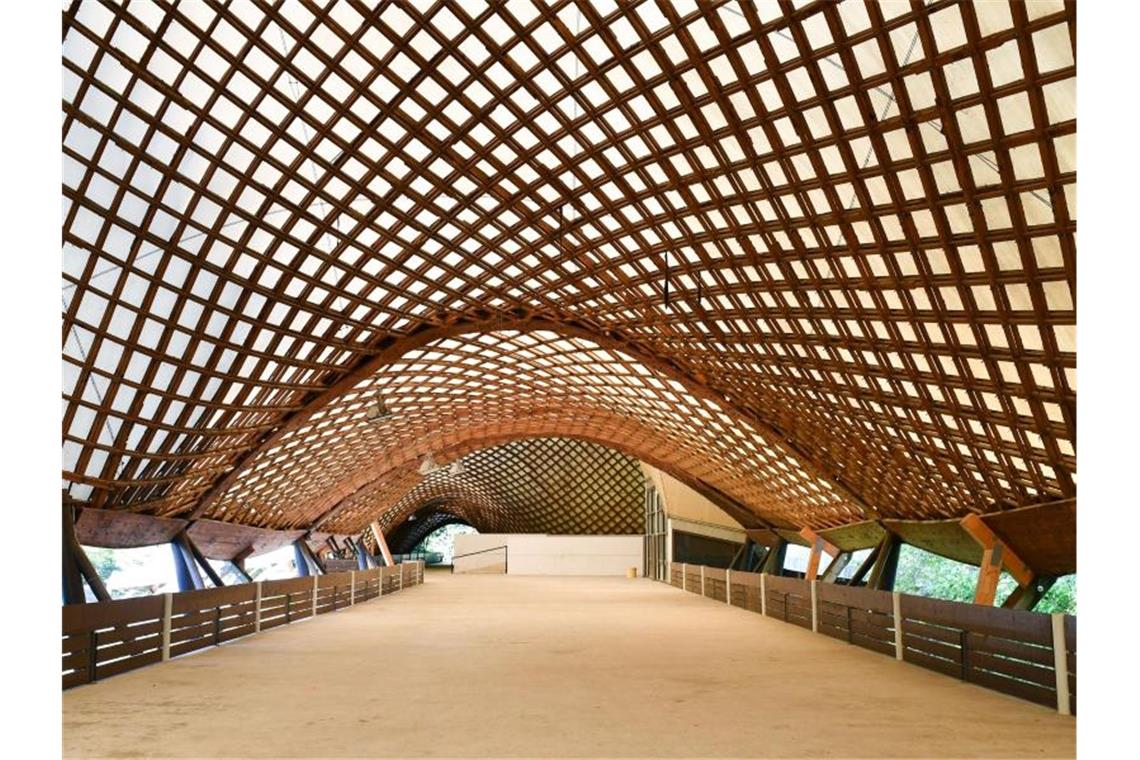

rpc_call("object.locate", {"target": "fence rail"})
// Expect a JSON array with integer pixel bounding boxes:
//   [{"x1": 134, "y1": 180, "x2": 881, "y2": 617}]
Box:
[
  {"x1": 62, "y1": 562, "x2": 425, "y2": 690},
  {"x1": 668, "y1": 562, "x2": 1075, "y2": 715}
]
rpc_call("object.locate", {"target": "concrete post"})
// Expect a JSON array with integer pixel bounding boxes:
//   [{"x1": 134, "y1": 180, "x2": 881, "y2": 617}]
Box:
[
  {"x1": 253, "y1": 582, "x2": 262, "y2": 633},
  {"x1": 349, "y1": 571, "x2": 356, "y2": 606},
  {"x1": 700, "y1": 565, "x2": 706, "y2": 597},
  {"x1": 312, "y1": 575, "x2": 319, "y2": 617},
  {"x1": 682, "y1": 563, "x2": 688, "y2": 592},
  {"x1": 161, "y1": 593, "x2": 173, "y2": 661},
  {"x1": 810, "y1": 580, "x2": 819, "y2": 632},
  {"x1": 892, "y1": 591, "x2": 904, "y2": 661},
  {"x1": 726, "y1": 569, "x2": 732, "y2": 606},
  {"x1": 760, "y1": 573, "x2": 767, "y2": 616},
  {"x1": 1051, "y1": 613, "x2": 1071, "y2": 715}
]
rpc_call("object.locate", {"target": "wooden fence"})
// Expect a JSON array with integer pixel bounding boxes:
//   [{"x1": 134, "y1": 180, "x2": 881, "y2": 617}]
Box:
[
  {"x1": 62, "y1": 562, "x2": 424, "y2": 690},
  {"x1": 668, "y1": 562, "x2": 1075, "y2": 715}
]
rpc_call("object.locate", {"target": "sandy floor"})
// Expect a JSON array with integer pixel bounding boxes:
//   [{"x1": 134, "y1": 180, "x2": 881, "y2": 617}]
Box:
[{"x1": 64, "y1": 574, "x2": 1075, "y2": 758}]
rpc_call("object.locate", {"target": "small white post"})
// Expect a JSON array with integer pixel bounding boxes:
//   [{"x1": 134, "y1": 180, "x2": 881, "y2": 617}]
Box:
[
  {"x1": 726, "y1": 569, "x2": 732, "y2": 605},
  {"x1": 760, "y1": 573, "x2": 767, "y2": 616},
  {"x1": 1052, "y1": 613, "x2": 1072, "y2": 715},
  {"x1": 811, "y1": 580, "x2": 819, "y2": 632},
  {"x1": 682, "y1": 563, "x2": 688, "y2": 592},
  {"x1": 312, "y1": 575, "x2": 319, "y2": 617},
  {"x1": 700, "y1": 565, "x2": 706, "y2": 596},
  {"x1": 349, "y1": 571, "x2": 356, "y2": 606},
  {"x1": 253, "y1": 582, "x2": 262, "y2": 633},
  {"x1": 161, "y1": 593, "x2": 173, "y2": 661},
  {"x1": 892, "y1": 591, "x2": 904, "y2": 661}
]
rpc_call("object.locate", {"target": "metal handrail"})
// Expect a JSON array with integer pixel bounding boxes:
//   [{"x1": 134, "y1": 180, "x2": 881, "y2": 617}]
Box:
[{"x1": 450, "y1": 545, "x2": 508, "y2": 574}]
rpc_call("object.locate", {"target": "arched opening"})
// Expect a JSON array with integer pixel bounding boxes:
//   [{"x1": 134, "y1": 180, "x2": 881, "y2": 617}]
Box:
[{"x1": 410, "y1": 523, "x2": 478, "y2": 566}]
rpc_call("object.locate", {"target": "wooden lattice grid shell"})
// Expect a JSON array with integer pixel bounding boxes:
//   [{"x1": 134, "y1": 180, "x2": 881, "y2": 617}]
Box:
[{"x1": 61, "y1": 1, "x2": 1076, "y2": 540}]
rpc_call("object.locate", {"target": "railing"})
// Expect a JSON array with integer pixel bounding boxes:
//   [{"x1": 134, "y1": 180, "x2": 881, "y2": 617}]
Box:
[
  {"x1": 668, "y1": 562, "x2": 1075, "y2": 715},
  {"x1": 450, "y1": 545, "x2": 508, "y2": 574},
  {"x1": 62, "y1": 561, "x2": 425, "y2": 690}
]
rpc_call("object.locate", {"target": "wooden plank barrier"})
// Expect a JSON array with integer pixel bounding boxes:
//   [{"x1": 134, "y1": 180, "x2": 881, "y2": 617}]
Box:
[
  {"x1": 316, "y1": 571, "x2": 355, "y2": 615},
  {"x1": 170, "y1": 585, "x2": 258, "y2": 657},
  {"x1": 658, "y1": 563, "x2": 1075, "y2": 714},
  {"x1": 703, "y1": 567, "x2": 727, "y2": 602},
  {"x1": 816, "y1": 583, "x2": 897, "y2": 657},
  {"x1": 683, "y1": 565, "x2": 701, "y2": 594},
  {"x1": 259, "y1": 577, "x2": 314, "y2": 631},
  {"x1": 728, "y1": 570, "x2": 762, "y2": 613},
  {"x1": 898, "y1": 593, "x2": 1058, "y2": 709},
  {"x1": 62, "y1": 595, "x2": 165, "y2": 689},
  {"x1": 763, "y1": 575, "x2": 812, "y2": 629},
  {"x1": 62, "y1": 561, "x2": 425, "y2": 690}
]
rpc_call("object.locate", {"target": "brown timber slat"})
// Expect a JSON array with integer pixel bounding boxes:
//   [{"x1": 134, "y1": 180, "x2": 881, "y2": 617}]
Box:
[
  {"x1": 96, "y1": 650, "x2": 163, "y2": 680},
  {"x1": 816, "y1": 583, "x2": 893, "y2": 614},
  {"x1": 968, "y1": 667, "x2": 1057, "y2": 709},
  {"x1": 62, "y1": 596, "x2": 164, "y2": 634},
  {"x1": 968, "y1": 633, "x2": 1054, "y2": 667},
  {"x1": 904, "y1": 631, "x2": 963, "y2": 663},
  {"x1": 900, "y1": 594, "x2": 1051, "y2": 645},
  {"x1": 903, "y1": 647, "x2": 962, "y2": 679},
  {"x1": 171, "y1": 585, "x2": 258, "y2": 615},
  {"x1": 969, "y1": 649, "x2": 1055, "y2": 689}
]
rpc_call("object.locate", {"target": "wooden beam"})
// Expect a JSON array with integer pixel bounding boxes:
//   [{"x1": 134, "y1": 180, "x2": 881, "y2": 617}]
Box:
[
  {"x1": 821, "y1": 552, "x2": 852, "y2": 583},
  {"x1": 848, "y1": 541, "x2": 881, "y2": 586},
  {"x1": 759, "y1": 539, "x2": 787, "y2": 575},
  {"x1": 62, "y1": 505, "x2": 87, "y2": 605},
  {"x1": 961, "y1": 513, "x2": 1035, "y2": 592},
  {"x1": 64, "y1": 505, "x2": 111, "y2": 603},
  {"x1": 370, "y1": 522, "x2": 395, "y2": 567},
  {"x1": 867, "y1": 534, "x2": 901, "y2": 591},
  {"x1": 232, "y1": 544, "x2": 255, "y2": 572},
  {"x1": 974, "y1": 544, "x2": 1004, "y2": 606},
  {"x1": 177, "y1": 529, "x2": 226, "y2": 588},
  {"x1": 799, "y1": 527, "x2": 840, "y2": 581},
  {"x1": 1003, "y1": 576, "x2": 1056, "y2": 610}
]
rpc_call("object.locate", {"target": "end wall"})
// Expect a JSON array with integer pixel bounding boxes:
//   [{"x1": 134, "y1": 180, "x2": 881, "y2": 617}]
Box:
[{"x1": 453, "y1": 534, "x2": 642, "y2": 576}]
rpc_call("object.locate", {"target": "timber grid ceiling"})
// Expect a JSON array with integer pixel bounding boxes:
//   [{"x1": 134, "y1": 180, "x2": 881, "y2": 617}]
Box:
[
  {"x1": 374, "y1": 438, "x2": 644, "y2": 544},
  {"x1": 62, "y1": 0, "x2": 1075, "y2": 543}
]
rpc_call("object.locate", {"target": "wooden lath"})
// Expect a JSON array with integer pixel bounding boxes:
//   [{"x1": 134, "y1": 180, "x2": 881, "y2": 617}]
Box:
[{"x1": 61, "y1": 2, "x2": 1075, "y2": 548}]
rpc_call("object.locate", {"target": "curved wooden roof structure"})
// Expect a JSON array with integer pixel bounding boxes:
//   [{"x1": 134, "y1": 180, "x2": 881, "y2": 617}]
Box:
[{"x1": 62, "y1": 1, "x2": 1075, "y2": 564}]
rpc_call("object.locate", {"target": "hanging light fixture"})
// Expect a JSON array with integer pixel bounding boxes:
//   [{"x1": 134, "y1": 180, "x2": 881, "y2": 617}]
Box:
[
  {"x1": 365, "y1": 393, "x2": 393, "y2": 422},
  {"x1": 418, "y1": 453, "x2": 440, "y2": 475}
]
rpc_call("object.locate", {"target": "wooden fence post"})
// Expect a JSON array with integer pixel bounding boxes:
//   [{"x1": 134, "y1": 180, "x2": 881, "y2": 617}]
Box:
[
  {"x1": 682, "y1": 563, "x2": 688, "y2": 592},
  {"x1": 349, "y1": 571, "x2": 356, "y2": 606},
  {"x1": 1052, "y1": 613, "x2": 1071, "y2": 715},
  {"x1": 810, "y1": 580, "x2": 819, "y2": 632},
  {"x1": 161, "y1": 592, "x2": 173, "y2": 662},
  {"x1": 892, "y1": 591, "x2": 904, "y2": 661},
  {"x1": 726, "y1": 569, "x2": 732, "y2": 605},
  {"x1": 700, "y1": 565, "x2": 706, "y2": 596},
  {"x1": 760, "y1": 573, "x2": 767, "y2": 616},
  {"x1": 312, "y1": 576, "x2": 319, "y2": 617},
  {"x1": 254, "y1": 582, "x2": 262, "y2": 633}
]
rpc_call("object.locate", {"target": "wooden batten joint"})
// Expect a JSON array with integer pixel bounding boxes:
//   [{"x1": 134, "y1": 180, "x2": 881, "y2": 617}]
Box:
[
  {"x1": 799, "y1": 527, "x2": 840, "y2": 581},
  {"x1": 959, "y1": 514, "x2": 1034, "y2": 588}
]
